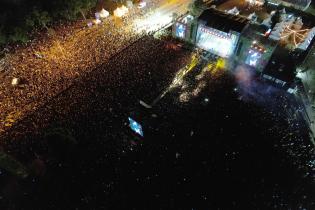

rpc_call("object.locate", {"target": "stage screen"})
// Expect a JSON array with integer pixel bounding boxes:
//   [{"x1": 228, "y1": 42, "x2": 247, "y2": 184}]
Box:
[
  {"x1": 128, "y1": 117, "x2": 144, "y2": 137},
  {"x1": 245, "y1": 49, "x2": 263, "y2": 67},
  {"x1": 196, "y1": 25, "x2": 239, "y2": 58},
  {"x1": 175, "y1": 23, "x2": 186, "y2": 39}
]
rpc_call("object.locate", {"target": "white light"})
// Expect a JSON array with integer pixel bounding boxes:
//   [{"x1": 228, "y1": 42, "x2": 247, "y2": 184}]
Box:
[
  {"x1": 93, "y1": 19, "x2": 101, "y2": 25},
  {"x1": 196, "y1": 27, "x2": 237, "y2": 58},
  {"x1": 249, "y1": 58, "x2": 258, "y2": 66},
  {"x1": 114, "y1": 5, "x2": 129, "y2": 17},
  {"x1": 132, "y1": 11, "x2": 172, "y2": 33},
  {"x1": 11, "y1": 78, "x2": 19, "y2": 86},
  {"x1": 138, "y1": 2, "x2": 147, "y2": 9},
  {"x1": 99, "y1": 9, "x2": 109, "y2": 18}
]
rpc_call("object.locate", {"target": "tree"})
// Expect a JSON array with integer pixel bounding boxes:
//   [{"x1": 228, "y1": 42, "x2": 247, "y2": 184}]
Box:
[
  {"x1": 0, "y1": 0, "x2": 98, "y2": 45},
  {"x1": 26, "y1": 8, "x2": 52, "y2": 30},
  {"x1": 0, "y1": 151, "x2": 28, "y2": 178},
  {"x1": 0, "y1": 29, "x2": 6, "y2": 46},
  {"x1": 69, "y1": 0, "x2": 98, "y2": 20},
  {"x1": 9, "y1": 27, "x2": 28, "y2": 43},
  {"x1": 189, "y1": 0, "x2": 204, "y2": 16}
]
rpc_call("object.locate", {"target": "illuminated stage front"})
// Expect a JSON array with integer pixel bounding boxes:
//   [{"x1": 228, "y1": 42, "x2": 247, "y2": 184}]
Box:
[
  {"x1": 175, "y1": 23, "x2": 187, "y2": 39},
  {"x1": 196, "y1": 25, "x2": 239, "y2": 58}
]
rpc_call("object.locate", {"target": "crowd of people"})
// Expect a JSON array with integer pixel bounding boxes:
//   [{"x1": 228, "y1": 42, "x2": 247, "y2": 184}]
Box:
[
  {"x1": 0, "y1": 26, "x2": 192, "y2": 156},
  {"x1": 0, "y1": 29, "x2": 314, "y2": 208},
  {"x1": 0, "y1": 0, "x2": 168, "y2": 135},
  {"x1": 234, "y1": 65, "x2": 315, "y2": 179},
  {"x1": 0, "y1": 28, "x2": 195, "y2": 209},
  {"x1": 0, "y1": 1, "x2": 314, "y2": 209}
]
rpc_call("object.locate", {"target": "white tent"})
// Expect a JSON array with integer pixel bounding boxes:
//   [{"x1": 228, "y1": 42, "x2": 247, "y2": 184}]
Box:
[
  {"x1": 100, "y1": 9, "x2": 109, "y2": 19},
  {"x1": 95, "y1": 9, "x2": 109, "y2": 20},
  {"x1": 226, "y1": 7, "x2": 240, "y2": 15}
]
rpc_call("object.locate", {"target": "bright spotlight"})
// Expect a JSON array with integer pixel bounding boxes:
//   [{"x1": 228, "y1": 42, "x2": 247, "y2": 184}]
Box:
[
  {"x1": 114, "y1": 5, "x2": 129, "y2": 18},
  {"x1": 99, "y1": 9, "x2": 109, "y2": 19},
  {"x1": 138, "y1": 2, "x2": 147, "y2": 9},
  {"x1": 132, "y1": 11, "x2": 172, "y2": 33},
  {"x1": 93, "y1": 19, "x2": 101, "y2": 25},
  {"x1": 11, "y1": 78, "x2": 19, "y2": 86}
]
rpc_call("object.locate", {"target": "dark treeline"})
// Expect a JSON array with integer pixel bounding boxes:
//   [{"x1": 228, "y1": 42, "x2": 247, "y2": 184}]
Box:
[{"x1": 0, "y1": 0, "x2": 99, "y2": 46}]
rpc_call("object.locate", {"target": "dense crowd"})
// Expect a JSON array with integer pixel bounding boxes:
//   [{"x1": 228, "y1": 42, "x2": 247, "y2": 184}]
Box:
[
  {"x1": 1, "y1": 31, "x2": 314, "y2": 208},
  {"x1": 1, "y1": 30, "x2": 192, "y2": 155},
  {"x1": 0, "y1": 31, "x2": 194, "y2": 209},
  {"x1": 0, "y1": 1, "x2": 314, "y2": 209},
  {"x1": 0, "y1": 1, "x2": 166, "y2": 134}
]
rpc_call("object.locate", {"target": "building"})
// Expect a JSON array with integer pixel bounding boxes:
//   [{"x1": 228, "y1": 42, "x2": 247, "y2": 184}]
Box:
[
  {"x1": 179, "y1": 1, "x2": 315, "y2": 140},
  {"x1": 172, "y1": 13, "x2": 195, "y2": 43},
  {"x1": 173, "y1": 8, "x2": 250, "y2": 58},
  {"x1": 172, "y1": 7, "x2": 315, "y2": 88},
  {"x1": 235, "y1": 24, "x2": 278, "y2": 73},
  {"x1": 268, "y1": 0, "x2": 312, "y2": 11},
  {"x1": 194, "y1": 8, "x2": 249, "y2": 58}
]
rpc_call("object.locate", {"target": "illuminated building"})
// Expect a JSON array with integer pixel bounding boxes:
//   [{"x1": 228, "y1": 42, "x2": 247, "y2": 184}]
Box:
[
  {"x1": 235, "y1": 23, "x2": 297, "y2": 88},
  {"x1": 246, "y1": 0, "x2": 265, "y2": 6},
  {"x1": 234, "y1": 8, "x2": 315, "y2": 88},
  {"x1": 172, "y1": 14, "x2": 195, "y2": 42},
  {"x1": 173, "y1": 8, "x2": 249, "y2": 58},
  {"x1": 172, "y1": 5, "x2": 315, "y2": 89},
  {"x1": 194, "y1": 8, "x2": 249, "y2": 58},
  {"x1": 268, "y1": 12, "x2": 315, "y2": 51},
  {"x1": 235, "y1": 24, "x2": 277, "y2": 73},
  {"x1": 267, "y1": 0, "x2": 311, "y2": 11}
]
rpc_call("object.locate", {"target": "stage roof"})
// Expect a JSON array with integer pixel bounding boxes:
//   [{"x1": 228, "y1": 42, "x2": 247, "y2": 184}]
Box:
[
  {"x1": 270, "y1": 0, "x2": 311, "y2": 9},
  {"x1": 198, "y1": 8, "x2": 249, "y2": 33}
]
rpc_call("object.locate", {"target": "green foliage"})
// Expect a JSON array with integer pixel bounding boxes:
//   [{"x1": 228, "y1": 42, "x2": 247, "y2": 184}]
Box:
[
  {"x1": 0, "y1": 151, "x2": 28, "y2": 178},
  {"x1": 189, "y1": 0, "x2": 205, "y2": 16},
  {"x1": 48, "y1": 0, "x2": 98, "y2": 21},
  {"x1": 26, "y1": 8, "x2": 51, "y2": 30},
  {"x1": 0, "y1": 30, "x2": 6, "y2": 45},
  {"x1": 1, "y1": 0, "x2": 98, "y2": 46},
  {"x1": 8, "y1": 27, "x2": 28, "y2": 43},
  {"x1": 71, "y1": 0, "x2": 98, "y2": 19}
]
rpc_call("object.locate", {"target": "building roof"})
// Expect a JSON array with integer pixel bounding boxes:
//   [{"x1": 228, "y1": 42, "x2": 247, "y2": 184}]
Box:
[
  {"x1": 198, "y1": 8, "x2": 249, "y2": 33},
  {"x1": 271, "y1": 0, "x2": 311, "y2": 9},
  {"x1": 263, "y1": 46, "x2": 296, "y2": 83}
]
